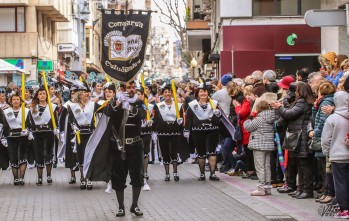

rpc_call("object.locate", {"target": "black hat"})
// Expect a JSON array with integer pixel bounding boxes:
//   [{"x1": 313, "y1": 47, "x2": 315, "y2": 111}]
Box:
[
  {"x1": 195, "y1": 80, "x2": 211, "y2": 97},
  {"x1": 70, "y1": 84, "x2": 79, "y2": 92},
  {"x1": 103, "y1": 82, "x2": 116, "y2": 92},
  {"x1": 25, "y1": 85, "x2": 34, "y2": 93},
  {"x1": 161, "y1": 84, "x2": 172, "y2": 94},
  {"x1": 136, "y1": 86, "x2": 145, "y2": 94},
  {"x1": 0, "y1": 87, "x2": 6, "y2": 94}
]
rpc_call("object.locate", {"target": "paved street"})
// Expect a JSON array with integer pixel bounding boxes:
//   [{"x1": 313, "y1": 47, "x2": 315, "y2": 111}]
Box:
[{"x1": 0, "y1": 163, "x2": 335, "y2": 221}]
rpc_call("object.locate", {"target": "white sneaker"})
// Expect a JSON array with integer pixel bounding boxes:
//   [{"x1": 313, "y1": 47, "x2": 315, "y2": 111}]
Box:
[
  {"x1": 105, "y1": 181, "x2": 112, "y2": 194},
  {"x1": 143, "y1": 181, "x2": 151, "y2": 191},
  {"x1": 27, "y1": 163, "x2": 35, "y2": 169}
]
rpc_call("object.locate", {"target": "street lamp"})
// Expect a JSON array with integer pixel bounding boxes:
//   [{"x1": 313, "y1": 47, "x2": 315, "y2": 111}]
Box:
[
  {"x1": 190, "y1": 57, "x2": 198, "y2": 78},
  {"x1": 80, "y1": 1, "x2": 90, "y2": 15}
]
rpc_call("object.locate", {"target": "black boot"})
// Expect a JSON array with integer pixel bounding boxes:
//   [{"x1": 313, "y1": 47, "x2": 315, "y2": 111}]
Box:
[
  {"x1": 115, "y1": 190, "x2": 125, "y2": 217},
  {"x1": 130, "y1": 187, "x2": 143, "y2": 216}
]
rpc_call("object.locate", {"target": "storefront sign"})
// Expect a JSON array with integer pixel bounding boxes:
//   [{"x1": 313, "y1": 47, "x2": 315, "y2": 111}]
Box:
[
  {"x1": 58, "y1": 44, "x2": 77, "y2": 53},
  {"x1": 287, "y1": 33, "x2": 297, "y2": 46},
  {"x1": 37, "y1": 60, "x2": 53, "y2": 71},
  {"x1": 4, "y1": 59, "x2": 24, "y2": 69}
]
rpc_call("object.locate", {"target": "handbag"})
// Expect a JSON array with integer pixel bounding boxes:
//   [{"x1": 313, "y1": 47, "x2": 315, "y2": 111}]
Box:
[
  {"x1": 233, "y1": 113, "x2": 242, "y2": 142},
  {"x1": 283, "y1": 129, "x2": 302, "y2": 152},
  {"x1": 309, "y1": 137, "x2": 322, "y2": 151},
  {"x1": 283, "y1": 107, "x2": 307, "y2": 152}
]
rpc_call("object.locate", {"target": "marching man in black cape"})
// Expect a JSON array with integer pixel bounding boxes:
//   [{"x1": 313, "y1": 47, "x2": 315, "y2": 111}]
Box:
[{"x1": 83, "y1": 80, "x2": 145, "y2": 217}]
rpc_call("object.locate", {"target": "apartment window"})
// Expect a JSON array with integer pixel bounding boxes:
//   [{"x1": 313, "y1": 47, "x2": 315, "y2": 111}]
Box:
[
  {"x1": 0, "y1": 7, "x2": 25, "y2": 32},
  {"x1": 253, "y1": 0, "x2": 320, "y2": 16}
]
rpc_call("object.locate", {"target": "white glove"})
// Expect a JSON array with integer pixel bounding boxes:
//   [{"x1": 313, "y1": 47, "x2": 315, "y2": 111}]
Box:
[
  {"x1": 54, "y1": 129, "x2": 60, "y2": 136},
  {"x1": 147, "y1": 119, "x2": 153, "y2": 127},
  {"x1": 141, "y1": 119, "x2": 147, "y2": 127},
  {"x1": 121, "y1": 101, "x2": 130, "y2": 110},
  {"x1": 151, "y1": 132, "x2": 158, "y2": 142},
  {"x1": 60, "y1": 132, "x2": 65, "y2": 142},
  {"x1": 183, "y1": 130, "x2": 190, "y2": 138},
  {"x1": 72, "y1": 125, "x2": 80, "y2": 133},
  {"x1": 20, "y1": 129, "x2": 29, "y2": 136},
  {"x1": 28, "y1": 132, "x2": 34, "y2": 141},
  {"x1": 177, "y1": 118, "x2": 183, "y2": 125},
  {"x1": 213, "y1": 109, "x2": 222, "y2": 117},
  {"x1": 1, "y1": 138, "x2": 8, "y2": 147},
  {"x1": 117, "y1": 92, "x2": 129, "y2": 103}
]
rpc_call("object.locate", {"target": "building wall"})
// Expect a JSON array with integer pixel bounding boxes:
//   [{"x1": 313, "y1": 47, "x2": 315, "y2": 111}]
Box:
[
  {"x1": 0, "y1": 1, "x2": 69, "y2": 81},
  {"x1": 321, "y1": 0, "x2": 349, "y2": 55}
]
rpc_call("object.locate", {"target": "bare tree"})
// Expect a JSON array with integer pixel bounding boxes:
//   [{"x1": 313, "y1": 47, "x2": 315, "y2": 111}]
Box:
[{"x1": 153, "y1": 0, "x2": 193, "y2": 66}]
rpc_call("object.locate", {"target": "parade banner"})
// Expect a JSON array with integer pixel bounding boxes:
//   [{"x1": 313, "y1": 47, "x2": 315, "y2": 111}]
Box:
[{"x1": 101, "y1": 10, "x2": 151, "y2": 82}]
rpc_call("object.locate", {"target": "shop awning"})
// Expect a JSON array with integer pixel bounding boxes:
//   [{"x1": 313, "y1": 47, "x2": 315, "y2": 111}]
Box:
[{"x1": 0, "y1": 59, "x2": 27, "y2": 74}]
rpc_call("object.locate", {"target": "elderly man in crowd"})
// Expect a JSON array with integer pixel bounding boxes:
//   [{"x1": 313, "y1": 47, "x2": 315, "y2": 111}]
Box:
[
  {"x1": 252, "y1": 70, "x2": 265, "y2": 97},
  {"x1": 263, "y1": 70, "x2": 279, "y2": 93}
]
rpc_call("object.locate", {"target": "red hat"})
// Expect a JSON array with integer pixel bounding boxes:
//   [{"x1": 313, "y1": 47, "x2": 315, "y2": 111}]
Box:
[{"x1": 277, "y1": 76, "x2": 295, "y2": 90}]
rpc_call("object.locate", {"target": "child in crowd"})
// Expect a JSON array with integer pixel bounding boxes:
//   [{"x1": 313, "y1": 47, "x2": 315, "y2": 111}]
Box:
[{"x1": 243, "y1": 101, "x2": 276, "y2": 196}]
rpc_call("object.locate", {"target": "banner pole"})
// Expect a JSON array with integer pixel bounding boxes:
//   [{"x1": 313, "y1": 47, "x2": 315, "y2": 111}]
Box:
[
  {"x1": 21, "y1": 73, "x2": 25, "y2": 131},
  {"x1": 41, "y1": 71, "x2": 57, "y2": 129}
]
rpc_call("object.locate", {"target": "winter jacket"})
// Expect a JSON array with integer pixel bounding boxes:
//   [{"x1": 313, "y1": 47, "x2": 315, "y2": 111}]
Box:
[
  {"x1": 235, "y1": 98, "x2": 251, "y2": 145},
  {"x1": 278, "y1": 98, "x2": 313, "y2": 158},
  {"x1": 243, "y1": 110, "x2": 276, "y2": 151},
  {"x1": 265, "y1": 81, "x2": 279, "y2": 94},
  {"x1": 321, "y1": 91, "x2": 349, "y2": 163},
  {"x1": 253, "y1": 81, "x2": 265, "y2": 97},
  {"x1": 312, "y1": 94, "x2": 335, "y2": 138}
]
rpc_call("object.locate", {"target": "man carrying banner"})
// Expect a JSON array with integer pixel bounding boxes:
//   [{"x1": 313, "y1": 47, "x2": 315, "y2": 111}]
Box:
[
  {"x1": 83, "y1": 80, "x2": 145, "y2": 217},
  {"x1": 83, "y1": 8, "x2": 152, "y2": 217},
  {"x1": 111, "y1": 80, "x2": 145, "y2": 216}
]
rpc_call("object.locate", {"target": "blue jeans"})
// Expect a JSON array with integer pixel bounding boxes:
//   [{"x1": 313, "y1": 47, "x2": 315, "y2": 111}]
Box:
[
  {"x1": 234, "y1": 160, "x2": 247, "y2": 173},
  {"x1": 221, "y1": 138, "x2": 236, "y2": 170}
]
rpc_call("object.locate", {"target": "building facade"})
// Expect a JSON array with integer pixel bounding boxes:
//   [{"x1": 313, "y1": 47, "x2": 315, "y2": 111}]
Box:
[
  {"x1": 187, "y1": 0, "x2": 349, "y2": 78},
  {"x1": 0, "y1": 0, "x2": 69, "y2": 85}
]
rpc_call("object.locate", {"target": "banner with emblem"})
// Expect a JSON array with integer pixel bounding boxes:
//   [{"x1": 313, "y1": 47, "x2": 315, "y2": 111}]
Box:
[{"x1": 101, "y1": 10, "x2": 151, "y2": 82}]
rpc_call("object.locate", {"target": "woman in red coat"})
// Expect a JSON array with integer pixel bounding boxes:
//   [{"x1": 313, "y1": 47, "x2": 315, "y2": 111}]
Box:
[{"x1": 231, "y1": 86, "x2": 255, "y2": 178}]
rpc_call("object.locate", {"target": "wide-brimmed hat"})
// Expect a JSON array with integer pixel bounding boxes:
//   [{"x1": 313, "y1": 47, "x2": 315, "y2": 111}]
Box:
[{"x1": 277, "y1": 76, "x2": 295, "y2": 90}]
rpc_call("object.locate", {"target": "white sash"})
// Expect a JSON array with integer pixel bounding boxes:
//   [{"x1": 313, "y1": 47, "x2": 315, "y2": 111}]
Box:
[
  {"x1": 156, "y1": 101, "x2": 182, "y2": 121},
  {"x1": 148, "y1": 103, "x2": 154, "y2": 113},
  {"x1": 4, "y1": 107, "x2": 29, "y2": 129},
  {"x1": 69, "y1": 102, "x2": 95, "y2": 126},
  {"x1": 97, "y1": 100, "x2": 106, "y2": 105},
  {"x1": 30, "y1": 104, "x2": 57, "y2": 125},
  {"x1": 188, "y1": 100, "x2": 218, "y2": 120},
  {"x1": 63, "y1": 100, "x2": 72, "y2": 109}
]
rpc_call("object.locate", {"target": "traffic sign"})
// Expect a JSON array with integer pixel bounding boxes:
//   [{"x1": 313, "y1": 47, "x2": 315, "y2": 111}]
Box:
[
  {"x1": 305, "y1": 9, "x2": 346, "y2": 27},
  {"x1": 37, "y1": 60, "x2": 53, "y2": 71}
]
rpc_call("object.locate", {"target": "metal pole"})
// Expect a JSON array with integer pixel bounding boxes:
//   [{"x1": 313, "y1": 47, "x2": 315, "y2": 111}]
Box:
[{"x1": 77, "y1": 1, "x2": 82, "y2": 73}]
